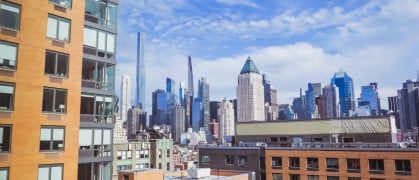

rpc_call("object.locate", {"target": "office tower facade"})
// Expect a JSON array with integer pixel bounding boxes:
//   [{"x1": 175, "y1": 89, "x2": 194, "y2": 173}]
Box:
[
  {"x1": 136, "y1": 32, "x2": 146, "y2": 109},
  {"x1": 305, "y1": 82, "x2": 321, "y2": 119},
  {"x1": 358, "y1": 82, "x2": 381, "y2": 116},
  {"x1": 237, "y1": 57, "x2": 265, "y2": 122},
  {"x1": 79, "y1": 0, "x2": 118, "y2": 179},
  {"x1": 278, "y1": 104, "x2": 296, "y2": 120},
  {"x1": 198, "y1": 77, "x2": 210, "y2": 127},
  {"x1": 121, "y1": 75, "x2": 130, "y2": 121},
  {"x1": 154, "y1": 91, "x2": 177, "y2": 126},
  {"x1": 322, "y1": 84, "x2": 339, "y2": 118},
  {"x1": 210, "y1": 101, "x2": 220, "y2": 120},
  {"x1": 192, "y1": 98, "x2": 203, "y2": 131},
  {"x1": 183, "y1": 91, "x2": 192, "y2": 130},
  {"x1": 179, "y1": 81, "x2": 185, "y2": 106},
  {"x1": 292, "y1": 88, "x2": 306, "y2": 119},
  {"x1": 173, "y1": 104, "x2": 185, "y2": 144},
  {"x1": 166, "y1": 77, "x2": 176, "y2": 94},
  {"x1": 0, "y1": 1, "x2": 88, "y2": 179},
  {"x1": 151, "y1": 89, "x2": 165, "y2": 127},
  {"x1": 397, "y1": 80, "x2": 419, "y2": 131},
  {"x1": 262, "y1": 74, "x2": 278, "y2": 121},
  {"x1": 127, "y1": 106, "x2": 147, "y2": 140},
  {"x1": 218, "y1": 99, "x2": 235, "y2": 144},
  {"x1": 331, "y1": 70, "x2": 355, "y2": 117}
]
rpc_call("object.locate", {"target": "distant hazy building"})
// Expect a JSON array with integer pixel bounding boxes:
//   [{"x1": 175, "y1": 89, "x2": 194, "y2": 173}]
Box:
[
  {"x1": 151, "y1": 89, "x2": 165, "y2": 127},
  {"x1": 179, "y1": 82, "x2": 186, "y2": 106},
  {"x1": 208, "y1": 119, "x2": 219, "y2": 143},
  {"x1": 278, "y1": 104, "x2": 296, "y2": 120},
  {"x1": 218, "y1": 99, "x2": 235, "y2": 144},
  {"x1": 192, "y1": 98, "x2": 203, "y2": 131},
  {"x1": 292, "y1": 88, "x2": 306, "y2": 119},
  {"x1": 198, "y1": 77, "x2": 210, "y2": 128},
  {"x1": 188, "y1": 56, "x2": 194, "y2": 97},
  {"x1": 331, "y1": 70, "x2": 355, "y2": 117},
  {"x1": 121, "y1": 75, "x2": 131, "y2": 122},
  {"x1": 305, "y1": 82, "x2": 321, "y2": 119},
  {"x1": 209, "y1": 101, "x2": 220, "y2": 121},
  {"x1": 262, "y1": 74, "x2": 278, "y2": 121},
  {"x1": 237, "y1": 57, "x2": 265, "y2": 122},
  {"x1": 114, "y1": 119, "x2": 128, "y2": 144},
  {"x1": 322, "y1": 84, "x2": 339, "y2": 118},
  {"x1": 166, "y1": 77, "x2": 177, "y2": 94},
  {"x1": 136, "y1": 32, "x2": 146, "y2": 108},
  {"x1": 173, "y1": 104, "x2": 185, "y2": 144},
  {"x1": 397, "y1": 80, "x2": 419, "y2": 131},
  {"x1": 358, "y1": 82, "x2": 381, "y2": 116},
  {"x1": 184, "y1": 91, "x2": 192, "y2": 130},
  {"x1": 127, "y1": 106, "x2": 147, "y2": 140}
]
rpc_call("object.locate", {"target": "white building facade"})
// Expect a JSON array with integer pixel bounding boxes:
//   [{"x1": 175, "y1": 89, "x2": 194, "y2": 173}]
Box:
[
  {"x1": 217, "y1": 99, "x2": 235, "y2": 144},
  {"x1": 121, "y1": 75, "x2": 131, "y2": 121}
]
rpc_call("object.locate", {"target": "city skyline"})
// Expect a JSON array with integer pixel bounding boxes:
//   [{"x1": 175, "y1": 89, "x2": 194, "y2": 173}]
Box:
[{"x1": 115, "y1": 0, "x2": 419, "y2": 109}]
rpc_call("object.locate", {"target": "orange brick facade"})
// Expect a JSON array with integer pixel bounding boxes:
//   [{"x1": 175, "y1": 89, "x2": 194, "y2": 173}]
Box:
[
  {"x1": 0, "y1": 0, "x2": 84, "y2": 179},
  {"x1": 265, "y1": 148, "x2": 419, "y2": 180}
]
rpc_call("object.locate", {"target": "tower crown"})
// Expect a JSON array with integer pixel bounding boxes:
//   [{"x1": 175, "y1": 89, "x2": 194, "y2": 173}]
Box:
[{"x1": 240, "y1": 56, "x2": 260, "y2": 74}]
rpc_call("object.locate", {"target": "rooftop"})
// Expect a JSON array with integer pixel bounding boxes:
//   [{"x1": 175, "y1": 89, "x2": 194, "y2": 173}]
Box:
[{"x1": 240, "y1": 56, "x2": 260, "y2": 74}]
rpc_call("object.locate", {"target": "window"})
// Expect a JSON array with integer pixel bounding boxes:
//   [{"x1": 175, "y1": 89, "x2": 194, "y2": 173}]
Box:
[
  {"x1": 0, "y1": 125, "x2": 11, "y2": 152},
  {"x1": 83, "y1": 27, "x2": 116, "y2": 58},
  {"x1": 135, "y1": 150, "x2": 140, "y2": 159},
  {"x1": 47, "y1": 14, "x2": 70, "y2": 42},
  {"x1": 347, "y1": 159, "x2": 360, "y2": 172},
  {"x1": 127, "y1": 151, "x2": 132, "y2": 159},
  {"x1": 38, "y1": 164, "x2": 63, "y2": 180},
  {"x1": 308, "y1": 175, "x2": 319, "y2": 180},
  {"x1": 0, "y1": 1, "x2": 20, "y2": 30},
  {"x1": 289, "y1": 174, "x2": 300, "y2": 180},
  {"x1": 0, "y1": 82, "x2": 14, "y2": 111},
  {"x1": 272, "y1": 173, "x2": 282, "y2": 180},
  {"x1": 238, "y1": 156, "x2": 247, "y2": 165},
  {"x1": 289, "y1": 157, "x2": 300, "y2": 169},
  {"x1": 79, "y1": 129, "x2": 92, "y2": 149},
  {"x1": 44, "y1": 51, "x2": 68, "y2": 77},
  {"x1": 0, "y1": 167, "x2": 8, "y2": 180},
  {"x1": 272, "y1": 157, "x2": 282, "y2": 168},
  {"x1": 327, "y1": 176, "x2": 339, "y2": 180},
  {"x1": 49, "y1": 0, "x2": 71, "y2": 8},
  {"x1": 307, "y1": 158, "x2": 319, "y2": 170},
  {"x1": 226, "y1": 155, "x2": 234, "y2": 165},
  {"x1": 369, "y1": 159, "x2": 384, "y2": 174},
  {"x1": 348, "y1": 178, "x2": 361, "y2": 180},
  {"x1": 395, "y1": 160, "x2": 411, "y2": 175},
  {"x1": 82, "y1": 61, "x2": 115, "y2": 91},
  {"x1": 280, "y1": 137, "x2": 287, "y2": 141},
  {"x1": 326, "y1": 158, "x2": 339, "y2": 171},
  {"x1": 202, "y1": 155, "x2": 211, "y2": 164},
  {"x1": 40, "y1": 126, "x2": 65, "y2": 151},
  {"x1": 42, "y1": 87, "x2": 67, "y2": 113},
  {"x1": 270, "y1": 137, "x2": 278, "y2": 142},
  {"x1": 85, "y1": 0, "x2": 117, "y2": 29},
  {"x1": 0, "y1": 41, "x2": 18, "y2": 70}
]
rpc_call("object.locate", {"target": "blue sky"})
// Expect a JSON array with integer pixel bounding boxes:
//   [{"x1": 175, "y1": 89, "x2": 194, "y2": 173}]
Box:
[{"x1": 115, "y1": 0, "x2": 419, "y2": 109}]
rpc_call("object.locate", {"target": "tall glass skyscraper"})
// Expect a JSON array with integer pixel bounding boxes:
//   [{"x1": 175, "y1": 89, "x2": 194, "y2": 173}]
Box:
[
  {"x1": 166, "y1": 77, "x2": 177, "y2": 94},
  {"x1": 305, "y1": 83, "x2": 321, "y2": 119},
  {"x1": 198, "y1": 77, "x2": 210, "y2": 127},
  {"x1": 136, "y1": 32, "x2": 146, "y2": 109},
  {"x1": 331, "y1": 70, "x2": 355, "y2": 117},
  {"x1": 358, "y1": 83, "x2": 380, "y2": 116},
  {"x1": 188, "y1": 56, "x2": 194, "y2": 97}
]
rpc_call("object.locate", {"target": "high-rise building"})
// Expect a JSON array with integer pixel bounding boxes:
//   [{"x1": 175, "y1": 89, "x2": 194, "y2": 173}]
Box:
[
  {"x1": 0, "y1": 1, "x2": 96, "y2": 179},
  {"x1": 397, "y1": 80, "x2": 419, "y2": 131},
  {"x1": 192, "y1": 98, "x2": 203, "y2": 131},
  {"x1": 79, "y1": 0, "x2": 118, "y2": 178},
  {"x1": 292, "y1": 88, "x2": 306, "y2": 119},
  {"x1": 237, "y1": 57, "x2": 265, "y2": 122},
  {"x1": 208, "y1": 119, "x2": 219, "y2": 143},
  {"x1": 218, "y1": 99, "x2": 235, "y2": 145},
  {"x1": 305, "y1": 82, "x2": 322, "y2": 119},
  {"x1": 358, "y1": 82, "x2": 381, "y2": 116},
  {"x1": 188, "y1": 56, "x2": 194, "y2": 97},
  {"x1": 331, "y1": 70, "x2": 355, "y2": 117},
  {"x1": 210, "y1": 101, "x2": 220, "y2": 120},
  {"x1": 322, "y1": 84, "x2": 339, "y2": 118},
  {"x1": 184, "y1": 91, "x2": 192, "y2": 130},
  {"x1": 151, "y1": 89, "x2": 165, "y2": 127},
  {"x1": 262, "y1": 74, "x2": 278, "y2": 121},
  {"x1": 179, "y1": 81, "x2": 186, "y2": 106},
  {"x1": 166, "y1": 77, "x2": 176, "y2": 94},
  {"x1": 172, "y1": 104, "x2": 185, "y2": 144},
  {"x1": 198, "y1": 77, "x2": 210, "y2": 128},
  {"x1": 154, "y1": 91, "x2": 177, "y2": 126},
  {"x1": 127, "y1": 106, "x2": 147, "y2": 140},
  {"x1": 136, "y1": 32, "x2": 146, "y2": 109},
  {"x1": 121, "y1": 75, "x2": 131, "y2": 121}
]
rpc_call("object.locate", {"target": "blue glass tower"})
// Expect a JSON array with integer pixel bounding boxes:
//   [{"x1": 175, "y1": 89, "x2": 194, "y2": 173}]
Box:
[
  {"x1": 166, "y1": 77, "x2": 176, "y2": 94},
  {"x1": 358, "y1": 83, "x2": 380, "y2": 116},
  {"x1": 198, "y1": 77, "x2": 209, "y2": 127},
  {"x1": 136, "y1": 32, "x2": 146, "y2": 109},
  {"x1": 331, "y1": 70, "x2": 355, "y2": 117}
]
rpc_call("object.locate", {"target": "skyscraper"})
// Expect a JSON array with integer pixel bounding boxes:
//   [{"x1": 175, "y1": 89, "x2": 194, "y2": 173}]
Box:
[
  {"x1": 136, "y1": 32, "x2": 146, "y2": 109},
  {"x1": 292, "y1": 88, "x2": 306, "y2": 119},
  {"x1": 305, "y1": 82, "x2": 321, "y2": 119},
  {"x1": 397, "y1": 80, "x2": 419, "y2": 131},
  {"x1": 198, "y1": 77, "x2": 210, "y2": 128},
  {"x1": 151, "y1": 89, "x2": 165, "y2": 127},
  {"x1": 322, "y1": 84, "x2": 339, "y2": 118},
  {"x1": 166, "y1": 77, "x2": 177, "y2": 94},
  {"x1": 331, "y1": 70, "x2": 355, "y2": 117},
  {"x1": 188, "y1": 56, "x2": 194, "y2": 97},
  {"x1": 121, "y1": 75, "x2": 130, "y2": 121},
  {"x1": 127, "y1": 106, "x2": 147, "y2": 140},
  {"x1": 173, "y1": 104, "x2": 185, "y2": 143},
  {"x1": 218, "y1": 99, "x2": 235, "y2": 145},
  {"x1": 262, "y1": 74, "x2": 278, "y2": 121},
  {"x1": 358, "y1": 83, "x2": 381, "y2": 116},
  {"x1": 192, "y1": 98, "x2": 203, "y2": 131},
  {"x1": 237, "y1": 56, "x2": 265, "y2": 122}
]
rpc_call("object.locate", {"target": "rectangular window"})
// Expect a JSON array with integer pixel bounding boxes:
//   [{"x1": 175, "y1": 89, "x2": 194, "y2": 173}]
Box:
[
  {"x1": 83, "y1": 27, "x2": 116, "y2": 56},
  {"x1": 135, "y1": 150, "x2": 140, "y2": 159},
  {"x1": 307, "y1": 158, "x2": 319, "y2": 170},
  {"x1": 0, "y1": 82, "x2": 15, "y2": 111},
  {"x1": 44, "y1": 50, "x2": 69, "y2": 77},
  {"x1": 40, "y1": 126, "x2": 65, "y2": 151},
  {"x1": 0, "y1": 168, "x2": 8, "y2": 180},
  {"x1": 280, "y1": 137, "x2": 287, "y2": 141},
  {"x1": 202, "y1": 155, "x2": 211, "y2": 164},
  {"x1": 270, "y1": 137, "x2": 278, "y2": 142},
  {"x1": 47, "y1": 14, "x2": 70, "y2": 42},
  {"x1": 85, "y1": 0, "x2": 117, "y2": 29},
  {"x1": 0, "y1": 125, "x2": 11, "y2": 152},
  {"x1": 0, "y1": 1, "x2": 20, "y2": 30},
  {"x1": 289, "y1": 157, "x2": 300, "y2": 169},
  {"x1": 289, "y1": 174, "x2": 300, "y2": 180},
  {"x1": 0, "y1": 41, "x2": 18, "y2": 70},
  {"x1": 395, "y1": 160, "x2": 411, "y2": 175},
  {"x1": 348, "y1": 178, "x2": 361, "y2": 180},
  {"x1": 369, "y1": 159, "x2": 384, "y2": 174},
  {"x1": 272, "y1": 173, "x2": 282, "y2": 180},
  {"x1": 326, "y1": 158, "x2": 339, "y2": 171},
  {"x1": 79, "y1": 129, "x2": 92, "y2": 149},
  {"x1": 38, "y1": 164, "x2": 63, "y2": 180},
  {"x1": 308, "y1": 175, "x2": 319, "y2": 180},
  {"x1": 226, "y1": 155, "x2": 234, "y2": 165},
  {"x1": 238, "y1": 156, "x2": 247, "y2": 165},
  {"x1": 272, "y1": 157, "x2": 282, "y2": 168},
  {"x1": 49, "y1": 0, "x2": 71, "y2": 8},
  {"x1": 327, "y1": 176, "x2": 339, "y2": 180},
  {"x1": 347, "y1": 158, "x2": 360, "y2": 173},
  {"x1": 42, "y1": 87, "x2": 67, "y2": 113},
  {"x1": 127, "y1": 151, "x2": 132, "y2": 159}
]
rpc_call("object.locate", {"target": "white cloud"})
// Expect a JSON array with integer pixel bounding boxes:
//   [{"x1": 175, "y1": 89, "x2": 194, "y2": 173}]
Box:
[{"x1": 216, "y1": 0, "x2": 259, "y2": 8}]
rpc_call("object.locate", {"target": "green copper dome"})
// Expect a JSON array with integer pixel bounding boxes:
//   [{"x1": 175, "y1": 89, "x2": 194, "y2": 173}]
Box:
[{"x1": 240, "y1": 56, "x2": 260, "y2": 74}]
